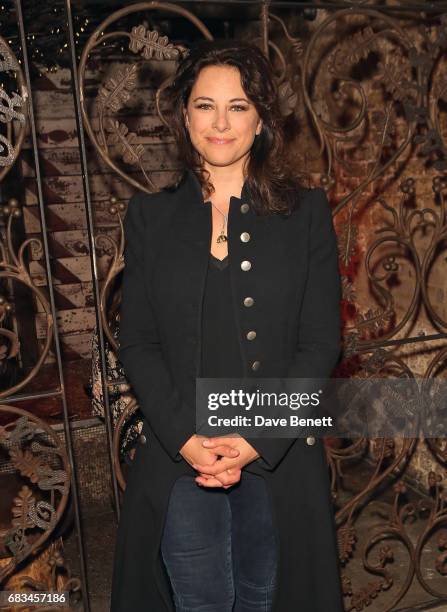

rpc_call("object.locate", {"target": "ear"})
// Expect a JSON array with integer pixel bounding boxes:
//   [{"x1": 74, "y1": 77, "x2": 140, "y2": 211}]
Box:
[
  {"x1": 183, "y1": 106, "x2": 189, "y2": 128},
  {"x1": 256, "y1": 120, "x2": 262, "y2": 136}
]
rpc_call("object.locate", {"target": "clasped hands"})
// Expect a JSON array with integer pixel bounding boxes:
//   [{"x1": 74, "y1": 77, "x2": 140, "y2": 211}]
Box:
[{"x1": 179, "y1": 434, "x2": 260, "y2": 489}]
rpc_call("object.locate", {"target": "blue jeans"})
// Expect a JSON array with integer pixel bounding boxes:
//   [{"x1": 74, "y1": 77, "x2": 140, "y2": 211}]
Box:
[{"x1": 160, "y1": 471, "x2": 278, "y2": 612}]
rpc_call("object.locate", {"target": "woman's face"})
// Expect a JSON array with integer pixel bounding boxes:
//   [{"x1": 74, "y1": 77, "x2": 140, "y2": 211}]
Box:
[{"x1": 183, "y1": 64, "x2": 262, "y2": 171}]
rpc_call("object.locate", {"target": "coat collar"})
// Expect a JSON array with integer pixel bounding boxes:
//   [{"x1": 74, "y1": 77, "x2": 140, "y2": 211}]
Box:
[
  {"x1": 177, "y1": 167, "x2": 252, "y2": 209},
  {"x1": 167, "y1": 168, "x2": 256, "y2": 246}
]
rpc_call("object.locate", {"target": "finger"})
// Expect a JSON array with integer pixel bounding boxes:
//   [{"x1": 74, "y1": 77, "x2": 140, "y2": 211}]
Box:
[
  {"x1": 202, "y1": 438, "x2": 237, "y2": 449},
  {"x1": 211, "y1": 445, "x2": 240, "y2": 458},
  {"x1": 195, "y1": 476, "x2": 224, "y2": 488},
  {"x1": 199, "y1": 473, "x2": 240, "y2": 489},
  {"x1": 196, "y1": 475, "x2": 238, "y2": 489},
  {"x1": 192, "y1": 457, "x2": 237, "y2": 475},
  {"x1": 194, "y1": 461, "x2": 218, "y2": 472},
  {"x1": 212, "y1": 469, "x2": 242, "y2": 487},
  {"x1": 197, "y1": 468, "x2": 241, "y2": 487},
  {"x1": 201, "y1": 438, "x2": 218, "y2": 448},
  {"x1": 199, "y1": 472, "x2": 214, "y2": 480}
]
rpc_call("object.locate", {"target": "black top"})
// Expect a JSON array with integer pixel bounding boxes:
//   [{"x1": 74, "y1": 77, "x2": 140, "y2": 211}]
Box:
[{"x1": 200, "y1": 254, "x2": 244, "y2": 378}]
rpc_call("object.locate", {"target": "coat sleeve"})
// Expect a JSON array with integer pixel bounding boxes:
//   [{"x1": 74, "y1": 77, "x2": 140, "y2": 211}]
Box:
[
  {"x1": 117, "y1": 192, "x2": 194, "y2": 462},
  {"x1": 246, "y1": 187, "x2": 342, "y2": 471}
]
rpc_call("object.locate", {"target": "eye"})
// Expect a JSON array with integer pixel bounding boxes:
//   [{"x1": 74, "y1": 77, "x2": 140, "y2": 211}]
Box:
[{"x1": 194, "y1": 103, "x2": 248, "y2": 111}]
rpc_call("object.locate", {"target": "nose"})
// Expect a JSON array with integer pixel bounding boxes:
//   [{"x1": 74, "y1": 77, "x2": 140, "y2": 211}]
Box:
[{"x1": 212, "y1": 110, "x2": 230, "y2": 132}]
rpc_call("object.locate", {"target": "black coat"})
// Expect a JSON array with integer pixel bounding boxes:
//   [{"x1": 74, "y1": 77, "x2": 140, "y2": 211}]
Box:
[{"x1": 111, "y1": 168, "x2": 344, "y2": 612}]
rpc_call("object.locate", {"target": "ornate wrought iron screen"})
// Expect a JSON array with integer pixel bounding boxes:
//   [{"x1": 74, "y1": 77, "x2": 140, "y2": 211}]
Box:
[{"x1": 1, "y1": 0, "x2": 447, "y2": 610}]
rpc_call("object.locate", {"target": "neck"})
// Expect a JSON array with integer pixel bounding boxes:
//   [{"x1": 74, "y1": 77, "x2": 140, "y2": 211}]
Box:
[{"x1": 203, "y1": 160, "x2": 247, "y2": 201}]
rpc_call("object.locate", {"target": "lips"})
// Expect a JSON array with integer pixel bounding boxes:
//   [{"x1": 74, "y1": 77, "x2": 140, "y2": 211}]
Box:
[{"x1": 206, "y1": 137, "x2": 235, "y2": 144}]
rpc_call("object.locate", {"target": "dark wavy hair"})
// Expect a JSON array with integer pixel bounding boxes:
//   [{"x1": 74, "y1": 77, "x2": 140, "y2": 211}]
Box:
[{"x1": 166, "y1": 39, "x2": 307, "y2": 216}]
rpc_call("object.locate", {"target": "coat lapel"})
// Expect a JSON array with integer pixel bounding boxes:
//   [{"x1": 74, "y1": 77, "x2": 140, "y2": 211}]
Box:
[
  {"x1": 161, "y1": 172, "x2": 213, "y2": 378},
  {"x1": 169, "y1": 167, "x2": 253, "y2": 243}
]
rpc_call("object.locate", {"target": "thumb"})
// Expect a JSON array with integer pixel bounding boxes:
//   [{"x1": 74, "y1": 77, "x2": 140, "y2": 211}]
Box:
[{"x1": 202, "y1": 439, "x2": 215, "y2": 447}]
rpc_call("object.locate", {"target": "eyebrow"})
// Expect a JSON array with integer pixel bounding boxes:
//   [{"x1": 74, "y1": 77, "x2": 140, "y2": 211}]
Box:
[{"x1": 192, "y1": 96, "x2": 250, "y2": 103}]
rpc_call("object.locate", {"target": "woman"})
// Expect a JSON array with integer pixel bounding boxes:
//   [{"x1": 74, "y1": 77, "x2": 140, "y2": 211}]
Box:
[{"x1": 111, "y1": 40, "x2": 344, "y2": 612}]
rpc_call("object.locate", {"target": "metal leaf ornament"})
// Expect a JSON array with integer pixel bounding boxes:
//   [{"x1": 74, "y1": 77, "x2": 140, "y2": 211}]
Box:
[
  {"x1": 328, "y1": 26, "x2": 378, "y2": 75},
  {"x1": 98, "y1": 64, "x2": 138, "y2": 114},
  {"x1": 104, "y1": 119, "x2": 144, "y2": 165},
  {"x1": 278, "y1": 80, "x2": 298, "y2": 117},
  {"x1": 11, "y1": 486, "x2": 36, "y2": 530},
  {"x1": 129, "y1": 26, "x2": 180, "y2": 60},
  {"x1": 337, "y1": 524, "x2": 357, "y2": 564},
  {"x1": 338, "y1": 219, "x2": 358, "y2": 269},
  {"x1": 9, "y1": 448, "x2": 44, "y2": 484}
]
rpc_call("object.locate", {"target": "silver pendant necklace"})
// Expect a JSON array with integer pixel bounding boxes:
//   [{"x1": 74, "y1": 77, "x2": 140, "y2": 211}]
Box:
[{"x1": 211, "y1": 201, "x2": 228, "y2": 243}]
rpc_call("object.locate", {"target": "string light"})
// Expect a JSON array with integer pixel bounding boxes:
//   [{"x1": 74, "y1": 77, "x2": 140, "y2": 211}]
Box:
[{"x1": 1, "y1": 7, "x2": 122, "y2": 75}]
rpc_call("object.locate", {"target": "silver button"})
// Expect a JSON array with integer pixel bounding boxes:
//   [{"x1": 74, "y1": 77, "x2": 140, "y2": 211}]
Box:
[
  {"x1": 251, "y1": 360, "x2": 261, "y2": 371},
  {"x1": 246, "y1": 331, "x2": 256, "y2": 340},
  {"x1": 240, "y1": 203, "x2": 249, "y2": 213},
  {"x1": 240, "y1": 232, "x2": 251, "y2": 243},
  {"x1": 241, "y1": 260, "x2": 252, "y2": 271},
  {"x1": 140, "y1": 434, "x2": 147, "y2": 445},
  {"x1": 243, "y1": 297, "x2": 254, "y2": 307},
  {"x1": 306, "y1": 436, "x2": 316, "y2": 446}
]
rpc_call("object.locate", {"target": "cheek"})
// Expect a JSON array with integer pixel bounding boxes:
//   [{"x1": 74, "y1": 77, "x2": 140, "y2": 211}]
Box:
[
  {"x1": 190, "y1": 115, "x2": 210, "y2": 135},
  {"x1": 235, "y1": 115, "x2": 258, "y2": 137}
]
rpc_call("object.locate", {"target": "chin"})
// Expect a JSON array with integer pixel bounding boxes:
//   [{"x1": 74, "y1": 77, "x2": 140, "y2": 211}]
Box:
[{"x1": 206, "y1": 158, "x2": 239, "y2": 168}]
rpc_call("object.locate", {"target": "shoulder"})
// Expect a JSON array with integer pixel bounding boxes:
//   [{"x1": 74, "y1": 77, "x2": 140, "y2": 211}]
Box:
[
  {"x1": 126, "y1": 187, "x2": 178, "y2": 227},
  {"x1": 297, "y1": 185, "x2": 333, "y2": 222},
  {"x1": 297, "y1": 185, "x2": 330, "y2": 209},
  {"x1": 279, "y1": 186, "x2": 336, "y2": 246},
  {"x1": 284, "y1": 185, "x2": 331, "y2": 221}
]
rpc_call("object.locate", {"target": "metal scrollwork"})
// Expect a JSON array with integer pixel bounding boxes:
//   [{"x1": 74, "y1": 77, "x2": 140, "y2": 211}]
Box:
[
  {"x1": 0, "y1": 408, "x2": 70, "y2": 584},
  {"x1": 0, "y1": 36, "x2": 27, "y2": 179},
  {"x1": 0, "y1": 198, "x2": 54, "y2": 399},
  {"x1": 78, "y1": 2, "x2": 213, "y2": 194}
]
